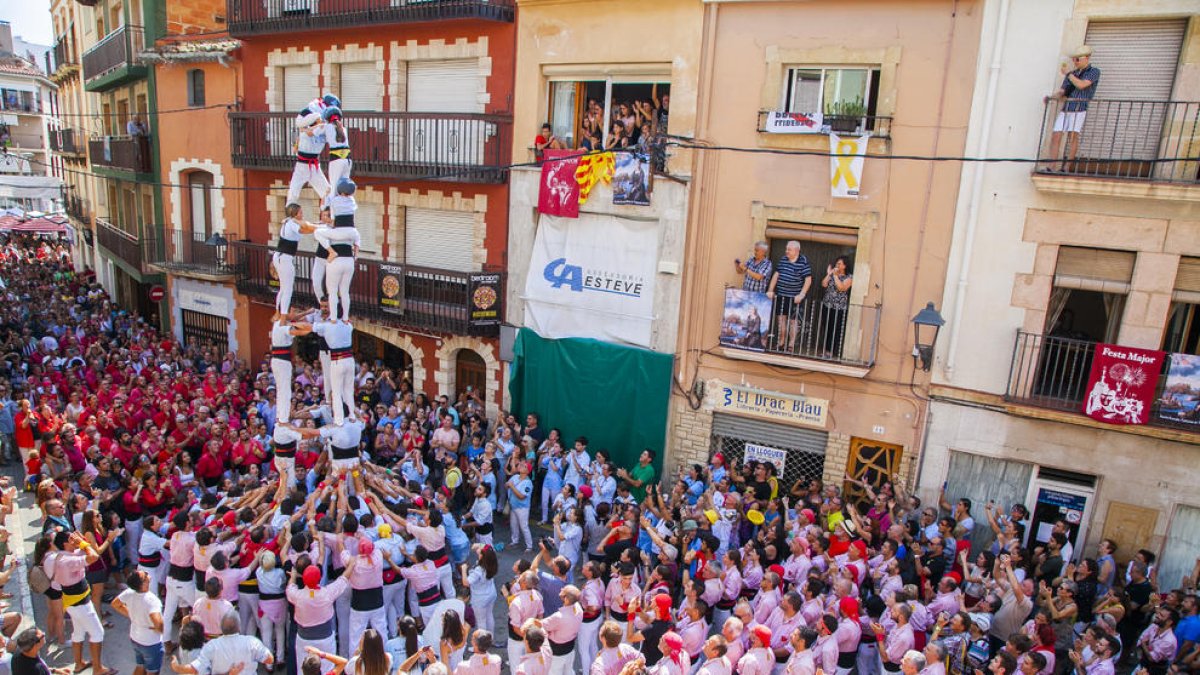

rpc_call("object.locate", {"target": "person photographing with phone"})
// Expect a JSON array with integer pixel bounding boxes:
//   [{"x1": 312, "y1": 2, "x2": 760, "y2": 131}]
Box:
[{"x1": 734, "y1": 241, "x2": 772, "y2": 293}]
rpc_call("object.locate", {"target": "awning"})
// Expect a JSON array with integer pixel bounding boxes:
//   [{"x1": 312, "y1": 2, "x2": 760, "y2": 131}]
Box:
[
  {"x1": 0, "y1": 175, "x2": 64, "y2": 200},
  {"x1": 0, "y1": 215, "x2": 68, "y2": 232}
]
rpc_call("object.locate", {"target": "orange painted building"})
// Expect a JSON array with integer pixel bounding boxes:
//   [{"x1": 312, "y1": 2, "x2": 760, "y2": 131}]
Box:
[{"x1": 228, "y1": 2, "x2": 516, "y2": 417}]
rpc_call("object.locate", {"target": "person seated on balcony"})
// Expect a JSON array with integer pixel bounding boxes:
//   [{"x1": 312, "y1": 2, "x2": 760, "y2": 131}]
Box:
[
  {"x1": 1043, "y1": 45, "x2": 1100, "y2": 173},
  {"x1": 314, "y1": 179, "x2": 361, "y2": 324},
  {"x1": 272, "y1": 203, "x2": 319, "y2": 321},
  {"x1": 322, "y1": 107, "x2": 352, "y2": 195},
  {"x1": 534, "y1": 124, "x2": 564, "y2": 162},
  {"x1": 765, "y1": 240, "x2": 813, "y2": 353}
]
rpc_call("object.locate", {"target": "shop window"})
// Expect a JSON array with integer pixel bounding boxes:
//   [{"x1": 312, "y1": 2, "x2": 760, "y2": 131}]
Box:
[{"x1": 547, "y1": 78, "x2": 670, "y2": 153}]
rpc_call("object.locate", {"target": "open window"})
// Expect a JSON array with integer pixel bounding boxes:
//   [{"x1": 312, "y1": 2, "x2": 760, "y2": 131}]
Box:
[
  {"x1": 780, "y1": 66, "x2": 882, "y2": 134},
  {"x1": 547, "y1": 77, "x2": 670, "y2": 152},
  {"x1": 1164, "y1": 257, "x2": 1200, "y2": 355}
]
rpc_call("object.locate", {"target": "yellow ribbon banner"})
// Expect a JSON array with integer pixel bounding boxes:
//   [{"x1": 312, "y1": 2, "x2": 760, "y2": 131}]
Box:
[{"x1": 829, "y1": 133, "x2": 870, "y2": 198}]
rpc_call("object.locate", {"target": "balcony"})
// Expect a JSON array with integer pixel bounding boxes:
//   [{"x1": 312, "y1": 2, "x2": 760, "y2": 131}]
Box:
[
  {"x1": 756, "y1": 110, "x2": 892, "y2": 139},
  {"x1": 82, "y1": 25, "x2": 146, "y2": 91},
  {"x1": 95, "y1": 217, "x2": 161, "y2": 275},
  {"x1": 0, "y1": 91, "x2": 42, "y2": 115},
  {"x1": 230, "y1": 111, "x2": 510, "y2": 182},
  {"x1": 1005, "y1": 330, "x2": 1197, "y2": 434},
  {"x1": 149, "y1": 229, "x2": 237, "y2": 280},
  {"x1": 226, "y1": 0, "x2": 514, "y2": 37},
  {"x1": 231, "y1": 240, "x2": 503, "y2": 337},
  {"x1": 49, "y1": 129, "x2": 85, "y2": 157},
  {"x1": 717, "y1": 288, "x2": 881, "y2": 377},
  {"x1": 88, "y1": 135, "x2": 152, "y2": 174},
  {"x1": 65, "y1": 195, "x2": 90, "y2": 226},
  {"x1": 53, "y1": 35, "x2": 78, "y2": 75},
  {"x1": 1033, "y1": 99, "x2": 1200, "y2": 201}
]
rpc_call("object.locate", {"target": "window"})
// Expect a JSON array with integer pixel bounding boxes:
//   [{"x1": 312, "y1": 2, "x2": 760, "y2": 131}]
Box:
[
  {"x1": 336, "y1": 61, "x2": 377, "y2": 111},
  {"x1": 547, "y1": 78, "x2": 670, "y2": 152},
  {"x1": 1163, "y1": 257, "x2": 1200, "y2": 355},
  {"x1": 186, "y1": 171, "x2": 213, "y2": 237},
  {"x1": 782, "y1": 66, "x2": 881, "y2": 132},
  {"x1": 187, "y1": 69, "x2": 205, "y2": 107}
]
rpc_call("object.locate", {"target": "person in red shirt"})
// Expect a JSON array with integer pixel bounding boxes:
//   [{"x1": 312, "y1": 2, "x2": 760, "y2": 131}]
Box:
[
  {"x1": 195, "y1": 440, "x2": 226, "y2": 491},
  {"x1": 230, "y1": 429, "x2": 265, "y2": 476},
  {"x1": 14, "y1": 399, "x2": 38, "y2": 462}
]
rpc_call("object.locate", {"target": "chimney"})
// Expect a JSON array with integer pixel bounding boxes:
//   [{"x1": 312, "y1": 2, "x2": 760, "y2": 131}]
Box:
[{"x1": 0, "y1": 22, "x2": 12, "y2": 56}]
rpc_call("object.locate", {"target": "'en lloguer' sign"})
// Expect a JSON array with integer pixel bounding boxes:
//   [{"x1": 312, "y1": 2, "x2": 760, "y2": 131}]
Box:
[{"x1": 716, "y1": 384, "x2": 828, "y2": 429}]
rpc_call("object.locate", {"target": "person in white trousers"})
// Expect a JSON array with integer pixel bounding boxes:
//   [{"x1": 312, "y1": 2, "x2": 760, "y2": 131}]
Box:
[
  {"x1": 310, "y1": 318, "x2": 355, "y2": 426},
  {"x1": 507, "y1": 461, "x2": 534, "y2": 550},
  {"x1": 272, "y1": 423, "x2": 303, "y2": 489},
  {"x1": 269, "y1": 318, "x2": 302, "y2": 423},
  {"x1": 255, "y1": 553, "x2": 287, "y2": 660},
  {"x1": 314, "y1": 179, "x2": 361, "y2": 323},
  {"x1": 304, "y1": 304, "x2": 335, "y2": 405},
  {"x1": 576, "y1": 564, "x2": 605, "y2": 673},
  {"x1": 324, "y1": 106, "x2": 352, "y2": 190},
  {"x1": 312, "y1": 210, "x2": 331, "y2": 305},
  {"x1": 288, "y1": 562, "x2": 354, "y2": 675},
  {"x1": 288, "y1": 94, "x2": 338, "y2": 204},
  {"x1": 272, "y1": 203, "x2": 316, "y2": 320},
  {"x1": 162, "y1": 512, "x2": 197, "y2": 645}
]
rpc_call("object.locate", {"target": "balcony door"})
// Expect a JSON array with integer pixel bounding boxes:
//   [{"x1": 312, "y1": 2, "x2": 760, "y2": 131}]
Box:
[
  {"x1": 1076, "y1": 19, "x2": 1185, "y2": 177},
  {"x1": 185, "y1": 171, "x2": 215, "y2": 266},
  {"x1": 406, "y1": 60, "x2": 485, "y2": 165}
]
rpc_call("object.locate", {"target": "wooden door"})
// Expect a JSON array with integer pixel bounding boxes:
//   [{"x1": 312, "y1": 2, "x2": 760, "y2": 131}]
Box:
[
  {"x1": 455, "y1": 350, "x2": 486, "y2": 402},
  {"x1": 1100, "y1": 501, "x2": 1158, "y2": 565},
  {"x1": 844, "y1": 437, "x2": 903, "y2": 506}
]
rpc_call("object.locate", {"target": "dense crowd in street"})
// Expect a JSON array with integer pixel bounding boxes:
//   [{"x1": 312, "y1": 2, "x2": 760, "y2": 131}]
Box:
[{"x1": 0, "y1": 234, "x2": 1197, "y2": 675}]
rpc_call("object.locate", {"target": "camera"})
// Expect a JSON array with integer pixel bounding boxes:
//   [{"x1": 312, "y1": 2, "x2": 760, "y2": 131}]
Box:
[{"x1": 541, "y1": 537, "x2": 558, "y2": 554}]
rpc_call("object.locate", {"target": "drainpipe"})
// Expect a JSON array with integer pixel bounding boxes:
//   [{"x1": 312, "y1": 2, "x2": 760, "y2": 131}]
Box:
[{"x1": 943, "y1": 0, "x2": 1011, "y2": 380}]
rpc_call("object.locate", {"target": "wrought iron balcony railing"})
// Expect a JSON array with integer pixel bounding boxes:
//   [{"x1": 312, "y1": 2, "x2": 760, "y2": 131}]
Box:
[
  {"x1": 226, "y1": 0, "x2": 514, "y2": 36},
  {"x1": 88, "y1": 135, "x2": 151, "y2": 173},
  {"x1": 230, "y1": 111, "x2": 510, "y2": 182},
  {"x1": 95, "y1": 217, "x2": 161, "y2": 274},
  {"x1": 150, "y1": 228, "x2": 236, "y2": 277},
  {"x1": 82, "y1": 24, "x2": 144, "y2": 83},
  {"x1": 1035, "y1": 98, "x2": 1200, "y2": 184},
  {"x1": 719, "y1": 288, "x2": 881, "y2": 368}
]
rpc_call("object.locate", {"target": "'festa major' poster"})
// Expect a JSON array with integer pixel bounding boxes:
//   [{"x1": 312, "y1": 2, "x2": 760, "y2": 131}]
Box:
[{"x1": 1082, "y1": 343, "x2": 1165, "y2": 425}]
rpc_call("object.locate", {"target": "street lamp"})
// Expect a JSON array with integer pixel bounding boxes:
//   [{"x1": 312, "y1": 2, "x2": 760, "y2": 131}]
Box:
[
  {"x1": 911, "y1": 302, "x2": 945, "y2": 372},
  {"x1": 204, "y1": 231, "x2": 228, "y2": 268}
]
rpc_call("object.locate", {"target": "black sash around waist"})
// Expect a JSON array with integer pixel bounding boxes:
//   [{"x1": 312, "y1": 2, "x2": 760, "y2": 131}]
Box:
[
  {"x1": 716, "y1": 597, "x2": 736, "y2": 610},
  {"x1": 351, "y1": 586, "x2": 384, "y2": 611},
  {"x1": 275, "y1": 440, "x2": 296, "y2": 458},
  {"x1": 333, "y1": 215, "x2": 354, "y2": 227},
  {"x1": 258, "y1": 591, "x2": 285, "y2": 601},
  {"x1": 331, "y1": 445, "x2": 358, "y2": 460},
  {"x1": 416, "y1": 584, "x2": 442, "y2": 606},
  {"x1": 272, "y1": 346, "x2": 292, "y2": 358},
  {"x1": 296, "y1": 151, "x2": 320, "y2": 166},
  {"x1": 883, "y1": 663, "x2": 902, "y2": 673},
  {"x1": 331, "y1": 243, "x2": 354, "y2": 257},
  {"x1": 316, "y1": 244, "x2": 329, "y2": 258},
  {"x1": 428, "y1": 546, "x2": 449, "y2": 567},
  {"x1": 139, "y1": 552, "x2": 162, "y2": 567},
  {"x1": 582, "y1": 609, "x2": 601, "y2": 623},
  {"x1": 297, "y1": 618, "x2": 335, "y2": 640},
  {"x1": 168, "y1": 563, "x2": 194, "y2": 582},
  {"x1": 549, "y1": 639, "x2": 576, "y2": 656},
  {"x1": 194, "y1": 570, "x2": 207, "y2": 591},
  {"x1": 276, "y1": 238, "x2": 299, "y2": 255},
  {"x1": 838, "y1": 651, "x2": 857, "y2": 668},
  {"x1": 476, "y1": 522, "x2": 494, "y2": 535}
]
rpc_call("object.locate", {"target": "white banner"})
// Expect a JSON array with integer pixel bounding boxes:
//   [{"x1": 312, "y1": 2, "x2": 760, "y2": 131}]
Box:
[
  {"x1": 524, "y1": 214, "x2": 659, "y2": 348},
  {"x1": 763, "y1": 111, "x2": 824, "y2": 134},
  {"x1": 829, "y1": 133, "x2": 870, "y2": 198},
  {"x1": 744, "y1": 442, "x2": 786, "y2": 475}
]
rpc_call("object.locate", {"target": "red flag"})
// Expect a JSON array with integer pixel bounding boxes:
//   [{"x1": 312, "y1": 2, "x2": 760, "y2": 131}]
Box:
[
  {"x1": 1082, "y1": 343, "x2": 1165, "y2": 425},
  {"x1": 537, "y1": 149, "x2": 580, "y2": 218}
]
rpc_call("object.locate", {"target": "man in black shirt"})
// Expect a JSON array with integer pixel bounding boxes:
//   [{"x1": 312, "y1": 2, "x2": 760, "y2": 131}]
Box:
[
  {"x1": 918, "y1": 537, "x2": 948, "y2": 589},
  {"x1": 12, "y1": 628, "x2": 69, "y2": 675}
]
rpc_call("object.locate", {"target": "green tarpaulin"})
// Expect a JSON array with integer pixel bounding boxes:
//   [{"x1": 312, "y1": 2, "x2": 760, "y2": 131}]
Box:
[{"x1": 508, "y1": 328, "x2": 671, "y2": 475}]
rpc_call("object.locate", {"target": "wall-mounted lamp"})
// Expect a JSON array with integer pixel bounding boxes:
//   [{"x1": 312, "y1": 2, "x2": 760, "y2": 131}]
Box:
[{"x1": 911, "y1": 301, "x2": 945, "y2": 372}]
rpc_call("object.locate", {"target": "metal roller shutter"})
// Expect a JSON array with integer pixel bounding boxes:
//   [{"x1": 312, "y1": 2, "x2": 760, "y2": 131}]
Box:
[
  {"x1": 709, "y1": 413, "x2": 828, "y2": 487},
  {"x1": 1160, "y1": 505, "x2": 1200, "y2": 592},
  {"x1": 407, "y1": 59, "x2": 481, "y2": 113},
  {"x1": 356, "y1": 201, "x2": 379, "y2": 256},
  {"x1": 404, "y1": 208, "x2": 475, "y2": 272},
  {"x1": 283, "y1": 65, "x2": 317, "y2": 113},
  {"x1": 1054, "y1": 247, "x2": 1135, "y2": 293},
  {"x1": 1078, "y1": 20, "x2": 1185, "y2": 162},
  {"x1": 338, "y1": 61, "x2": 378, "y2": 111},
  {"x1": 943, "y1": 451, "x2": 1034, "y2": 555}
]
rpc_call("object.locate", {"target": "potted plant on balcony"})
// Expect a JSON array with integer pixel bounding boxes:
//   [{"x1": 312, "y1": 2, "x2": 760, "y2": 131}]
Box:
[{"x1": 826, "y1": 97, "x2": 866, "y2": 134}]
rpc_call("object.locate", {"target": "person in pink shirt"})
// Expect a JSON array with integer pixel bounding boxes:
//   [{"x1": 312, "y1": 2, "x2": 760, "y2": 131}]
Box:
[
  {"x1": 927, "y1": 577, "x2": 962, "y2": 618},
  {"x1": 590, "y1": 621, "x2": 640, "y2": 675},
  {"x1": 813, "y1": 616, "x2": 841, "y2": 675},
  {"x1": 288, "y1": 560, "x2": 355, "y2": 675},
  {"x1": 395, "y1": 509, "x2": 453, "y2": 601},
  {"x1": 451, "y1": 630, "x2": 502, "y2": 675},
  {"x1": 650, "y1": 631, "x2": 690, "y2": 675},
  {"x1": 874, "y1": 603, "x2": 915, "y2": 674},
  {"x1": 341, "y1": 537, "x2": 388, "y2": 642},
  {"x1": 191, "y1": 577, "x2": 234, "y2": 638},
  {"x1": 164, "y1": 512, "x2": 198, "y2": 646},
  {"x1": 721, "y1": 616, "x2": 746, "y2": 667},
  {"x1": 540, "y1": 585, "x2": 583, "y2": 675},
  {"x1": 834, "y1": 597, "x2": 863, "y2": 675},
  {"x1": 604, "y1": 563, "x2": 639, "y2": 628},
  {"x1": 767, "y1": 593, "x2": 806, "y2": 666},
  {"x1": 752, "y1": 573, "x2": 782, "y2": 626},
  {"x1": 506, "y1": 571, "x2": 545, "y2": 666},
  {"x1": 192, "y1": 527, "x2": 237, "y2": 597},
  {"x1": 398, "y1": 546, "x2": 443, "y2": 625},
  {"x1": 677, "y1": 601, "x2": 709, "y2": 663},
  {"x1": 737, "y1": 625, "x2": 774, "y2": 675},
  {"x1": 515, "y1": 623, "x2": 553, "y2": 675},
  {"x1": 206, "y1": 551, "x2": 257, "y2": 603},
  {"x1": 697, "y1": 635, "x2": 733, "y2": 675},
  {"x1": 578, "y1": 563, "x2": 606, "y2": 673},
  {"x1": 800, "y1": 579, "x2": 826, "y2": 627},
  {"x1": 783, "y1": 538, "x2": 812, "y2": 586}
]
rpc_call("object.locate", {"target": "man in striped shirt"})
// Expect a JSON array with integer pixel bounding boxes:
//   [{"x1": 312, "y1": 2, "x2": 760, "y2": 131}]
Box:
[{"x1": 766, "y1": 240, "x2": 813, "y2": 352}]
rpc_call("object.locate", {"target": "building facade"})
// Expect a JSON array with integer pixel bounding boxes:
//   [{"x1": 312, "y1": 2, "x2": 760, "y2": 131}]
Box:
[
  {"x1": 226, "y1": 0, "x2": 515, "y2": 417},
  {"x1": 0, "y1": 21, "x2": 57, "y2": 212},
  {"x1": 502, "y1": 0, "x2": 703, "y2": 470},
  {"x1": 667, "y1": 0, "x2": 984, "y2": 495},
  {"x1": 925, "y1": 0, "x2": 1200, "y2": 589}
]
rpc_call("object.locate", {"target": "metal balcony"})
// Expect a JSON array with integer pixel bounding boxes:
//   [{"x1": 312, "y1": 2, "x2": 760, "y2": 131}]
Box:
[
  {"x1": 49, "y1": 129, "x2": 85, "y2": 156},
  {"x1": 82, "y1": 24, "x2": 146, "y2": 89},
  {"x1": 95, "y1": 217, "x2": 162, "y2": 274},
  {"x1": 149, "y1": 229, "x2": 237, "y2": 279},
  {"x1": 226, "y1": 0, "x2": 514, "y2": 37},
  {"x1": 88, "y1": 135, "x2": 152, "y2": 174},
  {"x1": 231, "y1": 240, "x2": 503, "y2": 336},
  {"x1": 230, "y1": 111, "x2": 510, "y2": 182}
]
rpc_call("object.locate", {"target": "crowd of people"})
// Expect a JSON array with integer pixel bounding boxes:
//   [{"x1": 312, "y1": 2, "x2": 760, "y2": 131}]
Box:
[
  {"x1": 536, "y1": 86, "x2": 670, "y2": 158},
  {"x1": 2, "y1": 233, "x2": 1199, "y2": 675}
]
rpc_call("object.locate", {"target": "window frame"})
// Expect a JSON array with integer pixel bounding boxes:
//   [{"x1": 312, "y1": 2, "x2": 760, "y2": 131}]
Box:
[
  {"x1": 546, "y1": 75, "x2": 671, "y2": 149},
  {"x1": 781, "y1": 66, "x2": 879, "y2": 115},
  {"x1": 187, "y1": 69, "x2": 205, "y2": 108}
]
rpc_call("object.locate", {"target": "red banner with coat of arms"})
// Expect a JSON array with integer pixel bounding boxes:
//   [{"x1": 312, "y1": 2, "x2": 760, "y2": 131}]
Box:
[{"x1": 1082, "y1": 343, "x2": 1165, "y2": 425}]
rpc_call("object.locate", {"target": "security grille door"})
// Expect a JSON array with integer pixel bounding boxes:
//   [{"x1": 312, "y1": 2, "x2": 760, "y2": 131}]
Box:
[
  {"x1": 404, "y1": 208, "x2": 475, "y2": 272},
  {"x1": 709, "y1": 413, "x2": 828, "y2": 490},
  {"x1": 1160, "y1": 505, "x2": 1200, "y2": 592},
  {"x1": 406, "y1": 60, "x2": 487, "y2": 165},
  {"x1": 181, "y1": 309, "x2": 229, "y2": 354},
  {"x1": 943, "y1": 451, "x2": 1035, "y2": 555},
  {"x1": 1078, "y1": 20, "x2": 1185, "y2": 166}
]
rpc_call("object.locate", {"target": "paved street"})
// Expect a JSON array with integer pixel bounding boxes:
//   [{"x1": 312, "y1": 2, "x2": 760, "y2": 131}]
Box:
[{"x1": 6, "y1": 469, "x2": 548, "y2": 674}]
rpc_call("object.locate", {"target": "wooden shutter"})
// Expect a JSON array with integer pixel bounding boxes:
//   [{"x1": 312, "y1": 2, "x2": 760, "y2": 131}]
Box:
[
  {"x1": 1054, "y1": 247, "x2": 1135, "y2": 293},
  {"x1": 338, "y1": 62, "x2": 378, "y2": 111},
  {"x1": 404, "y1": 208, "x2": 475, "y2": 272}
]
